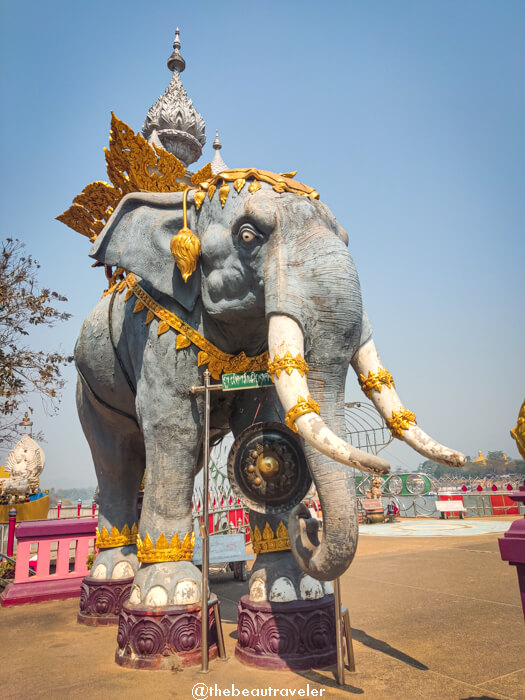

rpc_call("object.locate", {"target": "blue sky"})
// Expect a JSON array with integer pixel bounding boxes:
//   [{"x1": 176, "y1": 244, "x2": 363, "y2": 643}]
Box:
[{"x1": 1, "y1": 1, "x2": 523, "y2": 487}]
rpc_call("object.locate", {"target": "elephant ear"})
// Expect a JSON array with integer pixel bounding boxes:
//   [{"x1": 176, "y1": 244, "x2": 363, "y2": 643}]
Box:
[{"x1": 89, "y1": 191, "x2": 200, "y2": 311}]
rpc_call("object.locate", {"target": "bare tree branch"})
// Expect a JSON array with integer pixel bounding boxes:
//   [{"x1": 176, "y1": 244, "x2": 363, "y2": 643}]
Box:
[{"x1": 0, "y1": 238, "x2": 73, "y2": 445}]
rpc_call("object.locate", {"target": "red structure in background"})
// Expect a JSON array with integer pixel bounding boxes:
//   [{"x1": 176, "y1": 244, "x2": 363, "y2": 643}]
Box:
[
  {"x1": 196, "y1": 495, "x2": 250, "y2": 542},
  {"x1": 490, "y1": 494, "x2": 519, "y2": 516}
]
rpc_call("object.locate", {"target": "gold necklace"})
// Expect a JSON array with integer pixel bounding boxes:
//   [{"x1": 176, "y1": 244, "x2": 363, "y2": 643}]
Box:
[{"x1": 107, "y1": 274, "x2": 269, "y2": 380}]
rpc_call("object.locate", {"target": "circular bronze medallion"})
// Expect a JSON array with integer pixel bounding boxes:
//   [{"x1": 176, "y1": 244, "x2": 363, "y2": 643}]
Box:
[{"x1": 227, "y1": 422, "x2": 311, "y2": 513}]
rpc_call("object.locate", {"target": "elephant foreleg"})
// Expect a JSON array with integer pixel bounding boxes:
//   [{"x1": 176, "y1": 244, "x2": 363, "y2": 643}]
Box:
[
  {"x1": 129, "y1": 419, "x2": 205, "y2": 608},
  {"x1": 77, "y1": 379, "x2": 145, "y2": 580}
]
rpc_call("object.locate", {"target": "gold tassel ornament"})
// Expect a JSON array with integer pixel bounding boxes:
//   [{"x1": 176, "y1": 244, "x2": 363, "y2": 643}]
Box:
[{"x1": 170, "y1": 188, "x2": 201, "y2": 282}]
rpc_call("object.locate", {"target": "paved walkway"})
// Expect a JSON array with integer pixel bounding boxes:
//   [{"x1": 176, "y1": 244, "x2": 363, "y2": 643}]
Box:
[
  {"x1": 2, "y1": 520, "x2": 524, "y2": 699},
  {"x1": 359, "y1": 517, "x2": 514, "y2": 537}
]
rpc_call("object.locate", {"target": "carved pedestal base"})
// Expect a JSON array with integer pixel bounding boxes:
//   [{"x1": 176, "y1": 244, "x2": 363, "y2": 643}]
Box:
[
  {"x1": 78, "y1": 576, "x2": 133, "y2": 626},
  {"x1": 115, "y1": 600, "x2": 219, "y2": 670},
  {"x1": 236, "y1": 594, "x2": 337, "y2": 670}
]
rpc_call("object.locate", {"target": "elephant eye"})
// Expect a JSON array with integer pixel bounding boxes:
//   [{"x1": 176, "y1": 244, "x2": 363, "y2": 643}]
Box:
[{"x1": 237, "y1": 223, "x2": 258, "y2": 245}]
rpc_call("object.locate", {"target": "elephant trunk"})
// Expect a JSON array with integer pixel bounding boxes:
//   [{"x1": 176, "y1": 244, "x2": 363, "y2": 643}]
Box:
[
  {"x1": 268, "y1": 315, "x2": 383, "y2": 580},
  {"x1": 350, "y1": 339, "x2": 466, "y2": 468}
]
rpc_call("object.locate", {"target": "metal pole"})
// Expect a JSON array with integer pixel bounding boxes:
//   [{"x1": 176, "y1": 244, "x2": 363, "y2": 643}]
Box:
[
  {"x1": 200, "y1": 370, "x2": 211, "y2": 673},
  {"x1": 334, "y1": 577, "x2": 345, "y2": 686},
  {"x1": 342, "y1": 606, "x2": 356, "y2": 672}
]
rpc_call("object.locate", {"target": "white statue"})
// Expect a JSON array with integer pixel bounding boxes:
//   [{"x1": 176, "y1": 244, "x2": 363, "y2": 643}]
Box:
[{"x1": 0, "y1": 435, "x2": 45, "y2": 501}]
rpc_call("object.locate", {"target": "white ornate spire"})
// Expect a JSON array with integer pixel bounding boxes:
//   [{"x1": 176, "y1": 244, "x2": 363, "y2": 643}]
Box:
[
  {"x1": 142, "y1": 28, "x2": 206, "y2": 167},
  {"x1": 211, "y1": 130, "x2": 228, "y2": 175}
]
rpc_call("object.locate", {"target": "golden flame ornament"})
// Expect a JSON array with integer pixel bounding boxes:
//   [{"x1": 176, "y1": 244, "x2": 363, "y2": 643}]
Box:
[
  {"x1": 249, "y1": 521, "x2": 291, "y2": 554},
  {"x1": 170, "y1": 188, "x2": 201, "y2": 282}
]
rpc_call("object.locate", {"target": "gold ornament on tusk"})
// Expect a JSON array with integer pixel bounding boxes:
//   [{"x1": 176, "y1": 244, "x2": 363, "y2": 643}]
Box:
[
  {"x1": 386, "y1": 408, "x2": 417, "y2": 439},
  {"x1": 285, "y1": 395, "x2": 321, "y2": 433},
  {"x1": 359, "y1": 367, "x2": 395, "y2": 398},
  {"x1": 267, "y1": 352, "x2": 309, "y2": 380}
]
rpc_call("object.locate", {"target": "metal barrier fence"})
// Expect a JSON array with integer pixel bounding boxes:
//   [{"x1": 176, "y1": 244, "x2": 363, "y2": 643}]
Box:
[
  {"x1": 47, "y1": 506, "x2": 95, "y2": 519},
  {"x1": 1, "y1": 487, "x2": 249, "y2": 558},
  {"x1": 386, "y1": 493, "x2": 525, "y2": 518},
  {"x1": 3, "y1": 490, "x2": 523, "y2": 559}
]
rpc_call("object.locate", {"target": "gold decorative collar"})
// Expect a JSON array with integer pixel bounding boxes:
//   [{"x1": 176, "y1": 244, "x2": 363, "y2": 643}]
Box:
[{"x1": 108, "y1": 274, "x2": 268, "y2": 380}]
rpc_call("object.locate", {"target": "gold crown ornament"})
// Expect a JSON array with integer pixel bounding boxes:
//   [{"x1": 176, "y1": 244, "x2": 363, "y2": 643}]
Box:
[
  {"x1": 95, "y1": 523, "x2": 138, "y2": 549},
  {"x1": 250, "y1": 522, "x2": 291, "y2": 555},
  {"x1": 136, "y1": 531, "x2": 195, "y2": 563},
  {"x1": 57, "y1": 114, "x2": 319, "y2": 250}
]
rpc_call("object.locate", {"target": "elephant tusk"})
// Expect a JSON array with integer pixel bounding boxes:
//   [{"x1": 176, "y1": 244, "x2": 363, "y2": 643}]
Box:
[
  {"x1": 350, "y1": 338, "x2": 466, "y2": 468},
  {"x1": 268, "y1": 315, "x2": 390, "y2": 475}
]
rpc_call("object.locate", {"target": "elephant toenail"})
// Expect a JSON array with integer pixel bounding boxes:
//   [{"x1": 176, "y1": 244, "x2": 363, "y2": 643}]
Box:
[
  {"x1": 112, "y1": 561, "x2": 135, "y2": 579},
  {"x1": 91, "y1": 563, "x2": 108, "y2": 579},
  {"x1": 144, "y1": 585, "x2": 169, "y2": 607},
  {"x1": 129, "y1": 585, "x2": 141, "y2": 605},
  {"x1": 249, "y1": 578, "x2": 267, "y2": 602},
  {"x1": 173, "y1": 579, "x2": 199, "y2": 605},
  {"x1": 300, "y1": 575, "x2": 323, "y2": 600},
  {"x1": 269, "y1": 577, "x2": 297, "y2": 602}
]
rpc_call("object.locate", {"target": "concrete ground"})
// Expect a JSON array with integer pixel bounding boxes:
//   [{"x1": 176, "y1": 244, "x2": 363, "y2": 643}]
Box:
[{"x1": 2, "y1": 519, "x2": 524, "y2": 700}]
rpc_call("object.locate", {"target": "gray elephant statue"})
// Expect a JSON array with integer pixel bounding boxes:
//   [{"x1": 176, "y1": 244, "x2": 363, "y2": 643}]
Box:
[{"x1": 76, "y1": 167, "x2": 464, "y2": 611}]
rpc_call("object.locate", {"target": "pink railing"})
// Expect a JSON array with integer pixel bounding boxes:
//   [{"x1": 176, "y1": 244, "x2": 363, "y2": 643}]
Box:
[{"x1": 1, "y1": 517, "x2": 96, "y2": 606}]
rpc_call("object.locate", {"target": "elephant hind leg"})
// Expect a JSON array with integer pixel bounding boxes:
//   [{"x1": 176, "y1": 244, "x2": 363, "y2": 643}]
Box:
[{"x1": 76, "y1": 378, "x2": 145, "y2": 580}]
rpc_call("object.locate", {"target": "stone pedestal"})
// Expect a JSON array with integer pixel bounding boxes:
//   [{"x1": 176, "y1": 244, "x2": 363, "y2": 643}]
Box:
[
  {"x1": 498, "y1": 484, "x2": 525, "y2": 622},
  {"x1": 115, "y1": 599, "x2": 219, "y2": 670},
  {"x1": 236, "y1": 594, "x2": 337, "y2": 670},
  {"x1": 78, "y1": 576, "x2": 133, "y2": 626}
]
